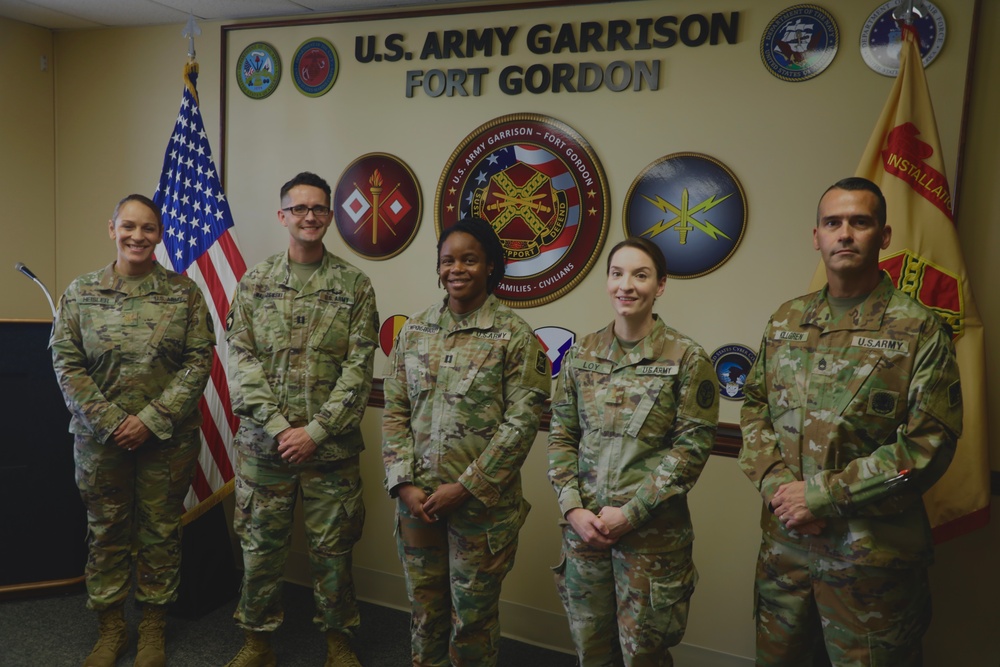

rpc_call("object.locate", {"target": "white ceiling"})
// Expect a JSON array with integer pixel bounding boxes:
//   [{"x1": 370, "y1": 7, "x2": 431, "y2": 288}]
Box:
[{"x1": 0, "y1": 0, "x2": 530, "y2": 30}]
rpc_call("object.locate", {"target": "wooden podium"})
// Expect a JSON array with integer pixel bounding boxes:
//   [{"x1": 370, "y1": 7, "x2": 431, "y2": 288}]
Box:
[{"x1": 0, "y1": 320, "x2": 87, "y2": 592}]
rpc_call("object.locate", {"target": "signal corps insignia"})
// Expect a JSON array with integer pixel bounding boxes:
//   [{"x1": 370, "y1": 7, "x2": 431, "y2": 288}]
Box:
[
  {"x1": 436, "y1": 114, "x2": 610, "y2": 308},
  {"x1": 292, "y1": 38, "x2": 339, "y2": 97},
  {"x1": 237, "y1": 42, "x2": 281, "y2": 99},
  {"x1": 334, "y1": 153, "x2": 422, "y2": 260},
  {"x1": 880, "y1": 250, "x2": 963, "y2": 339},
  {"x1": 624, "y1": 153, "x2": 747, "y2": 279}
]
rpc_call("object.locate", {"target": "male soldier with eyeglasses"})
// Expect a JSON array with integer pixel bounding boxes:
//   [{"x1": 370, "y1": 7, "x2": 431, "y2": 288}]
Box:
[{"x1": 224, "y1": 172, "x2": 379, "y2": 667}]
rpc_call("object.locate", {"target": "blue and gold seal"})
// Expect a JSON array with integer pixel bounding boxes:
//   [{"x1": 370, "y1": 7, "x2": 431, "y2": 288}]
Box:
[
  {"x1": 760, "y1": 4, "x2": 839, "y2": 82},
  {"x1": 237, "y1": 42, "x2": 280, "y2": 99},
  {"x1": 623, "y1": 153, "x2": 747, "y2": 279}
]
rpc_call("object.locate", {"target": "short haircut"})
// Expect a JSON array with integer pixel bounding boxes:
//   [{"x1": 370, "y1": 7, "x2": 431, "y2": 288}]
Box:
[
  {"x1": 280, "y1": 171, "x2": 331, "y2": 203},
  {"x1": 111, "y1": 194, "x2": 161, "y2": 230},
  {"x1": 606, "y1": 236, "x2": 668, "y2": 281},
  {"x1": 437, "y1": 217, "x2": 507, "y2": 294},
  {"x1": 817, "y1": 177, "x2": 887, "y2": 227}
]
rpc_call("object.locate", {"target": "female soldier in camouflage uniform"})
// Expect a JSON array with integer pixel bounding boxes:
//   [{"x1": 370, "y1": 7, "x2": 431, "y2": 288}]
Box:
[
  {"x1": 382, "y1": 218, "x2": 550, "y2": 666},
  {"x1": 51, "y1": 194, "x2": 215, "y2": 667},
  {"x1": 548, "y1": 237, "x2": 718, "y2": 667}
]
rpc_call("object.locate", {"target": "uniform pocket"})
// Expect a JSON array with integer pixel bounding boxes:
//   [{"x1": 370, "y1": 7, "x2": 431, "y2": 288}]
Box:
[
  {"x1": 308, "y1": 301, "x2": 348, "y2": 356},
  {"x1": 486, "y1": 497, "x2": 529, "y2": 555}
]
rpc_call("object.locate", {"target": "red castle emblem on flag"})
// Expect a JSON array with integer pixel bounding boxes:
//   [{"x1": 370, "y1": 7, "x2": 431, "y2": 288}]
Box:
[
  {"x1": 881, "y1": 122, "x2": 954, "y2": 221},
  {"x1": 880, "y1": 249, "x2": 963, "y2": 338}
]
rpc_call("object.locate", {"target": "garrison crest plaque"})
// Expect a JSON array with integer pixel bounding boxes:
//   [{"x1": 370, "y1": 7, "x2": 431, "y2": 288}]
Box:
[{"x1": 436, "y1": 114, "x2": 610, "y2": 308}]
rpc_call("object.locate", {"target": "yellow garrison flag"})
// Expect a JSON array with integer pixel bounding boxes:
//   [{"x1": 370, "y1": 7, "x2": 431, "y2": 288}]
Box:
[{"x1": 810, "y1": 25, "x2": 990, "y2": 541}]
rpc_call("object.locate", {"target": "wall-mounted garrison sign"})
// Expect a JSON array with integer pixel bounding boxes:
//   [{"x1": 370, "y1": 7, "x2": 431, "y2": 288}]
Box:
[
  {"x1": 237, "y1": 42, "x2": 281, "y2": 99},
  {"x1": 436, "y1": 114, "x2": 610, "y2": 308},
  {"x1": 623, "y1": 152, "x2": 747, "y2": 279}
]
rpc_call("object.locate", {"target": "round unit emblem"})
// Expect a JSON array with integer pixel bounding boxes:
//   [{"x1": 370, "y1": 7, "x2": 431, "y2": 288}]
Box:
[
  {"x1": 711, "y1": 344, "x2": 757, "y2": 401},
  {"x1": 237, "y1": 42, "x2": 281, "y2": 99},
  {"x1": 436, "y1": 114, "x2": 610, "y2": 308},
  {"x1": 292, "y1": 38, "x2": 339, "y2": 97},
  {"x1": 334, "y1": 153, "x2": 422, "y2": 260},
  {"x1": 860, "y1": 0, "x2": 946, "y2": 77},
  {"x1": 623, "y1": 153, "x2": 747, "y2": 279},
  {"x1": 760, "y1": 4, "x2": 839, "y2": 82}
]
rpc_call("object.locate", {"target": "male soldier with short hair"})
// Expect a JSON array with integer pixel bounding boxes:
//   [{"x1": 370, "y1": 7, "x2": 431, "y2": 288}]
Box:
[
  {"x1": 224, "y1": 172, "x2": 378, "y2": 667},
  {"x1": 739, "y1": 177, "x2": 962, "y2": 665}
]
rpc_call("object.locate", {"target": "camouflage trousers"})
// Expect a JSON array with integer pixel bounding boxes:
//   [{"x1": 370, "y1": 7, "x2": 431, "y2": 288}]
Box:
[
  {"x1": 73, "y1": 431, "x2": 199, "y2": 611},
  {"x1": 395, "y1": 499, "x2": 521, "y2": 667},
  {"x1": 754, "y1": 534, "x2": 931, "y2": 666},
  {"x1": 233, "y1": 451, "x2": 364, "y2": 634},
  {"x1": 554, "y1": 527, "x2": 697, "y2": 667}
]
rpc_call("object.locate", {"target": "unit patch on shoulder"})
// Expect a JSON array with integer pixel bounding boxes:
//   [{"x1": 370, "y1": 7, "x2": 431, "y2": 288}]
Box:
[
  {"x1": 949, "y1": 380, "x2": 962, "y2": 408},
  {"x1": 696, "y1": 379, "x2": 716, "y2": 409},
  {"x1": 226, "y1": 309, "x2": 235, "y2": 332},
  {"x1": 535, "y1": 350, "x2": 548, "y2": 376}
]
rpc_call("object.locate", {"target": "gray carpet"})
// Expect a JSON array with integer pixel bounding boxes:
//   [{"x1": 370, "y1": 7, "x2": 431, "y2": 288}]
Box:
[{"x1": 0, "y1": 583, "x2": 577, "y2": 666}]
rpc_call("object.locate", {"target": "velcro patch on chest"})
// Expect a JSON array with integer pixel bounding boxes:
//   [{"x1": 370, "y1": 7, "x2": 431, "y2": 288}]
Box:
[{"x1": 867, "y1": 389, "x2": 899, "y2": 417}]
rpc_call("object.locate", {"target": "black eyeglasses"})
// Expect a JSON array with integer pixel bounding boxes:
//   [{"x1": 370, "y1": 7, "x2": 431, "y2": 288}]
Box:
[{"x1": 282, "y1": 204, "x2": 332, "y2": 217}]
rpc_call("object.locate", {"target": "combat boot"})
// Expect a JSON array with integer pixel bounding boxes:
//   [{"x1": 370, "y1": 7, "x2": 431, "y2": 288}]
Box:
[
  {"x1": 134, "y1": 604, "x2": 167, "y2": 667},
  {"x1": 223, "y1": 631, "x2": 276, "y2": 667},
  {"x1": 324, "y1": 631, "x2": 361, "y2": 667},
  {"x1": 83, "y1": 606, "x2": 128, "y2": 667}
]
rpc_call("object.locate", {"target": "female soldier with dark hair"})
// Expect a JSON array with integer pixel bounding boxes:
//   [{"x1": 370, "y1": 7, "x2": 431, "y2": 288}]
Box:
[
  {"x1": 51, "y1": 194, "x2": 214, "y2": 667},
  {"x1": 548, "y1": 237, "x2": 718, "y2": 666},
  {"x1": 382, "y1": 217, "x2": 551, "y2": 666}
]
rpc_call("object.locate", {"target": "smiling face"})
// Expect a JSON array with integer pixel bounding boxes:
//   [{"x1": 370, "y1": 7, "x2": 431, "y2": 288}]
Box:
[
  {"x1": 278, "y1": 184, "x2": 331, "y2": 250},
  {"x1": 438, "y1": 231, "x2": 493, "y2": 314},
  {"x1": 109, "y1": 199, "x2": 162, "y2": 276},
  {"x1": 606, "y1": 245, "x2": 666, "y2": 323},
  {"x1": 814, "y1": 187, "x2": 891, "y2": 295}
]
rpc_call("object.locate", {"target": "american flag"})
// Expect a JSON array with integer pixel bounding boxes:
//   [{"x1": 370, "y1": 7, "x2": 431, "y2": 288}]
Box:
[{"x1": 153, "y1": 61, "x2": 246, "y2": 522}]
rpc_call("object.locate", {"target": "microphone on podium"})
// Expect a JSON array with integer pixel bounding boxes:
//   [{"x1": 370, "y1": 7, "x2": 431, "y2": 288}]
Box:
[{"x1": 13, "y1": 262, "x2": 57, "y2": 319}]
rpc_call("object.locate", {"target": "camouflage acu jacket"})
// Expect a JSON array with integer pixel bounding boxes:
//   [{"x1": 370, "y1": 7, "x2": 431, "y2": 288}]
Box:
[
  {"x1": 548, "y1": 316, "x2": 718, "y2": 553},
  {"x1": 227, "y1": 250, "x2": 378, "y2": 461},
  {"x1": 739, "y1": 274, "x2": 962, "y2": 567},
  {"x1": 382, "y1": 295, "x2": 550, "y2": 527},
  {"x1": 50, "y1": 262, "x2": 215, "y2": 443}
]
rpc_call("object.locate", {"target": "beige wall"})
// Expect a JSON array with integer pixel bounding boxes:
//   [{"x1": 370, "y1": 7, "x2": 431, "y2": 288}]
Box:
[
  {"x1": 0, "y1": 17, "x2": 54, "y2": 319},
  {"x1": 1, "y1": 0, "x2": 996, "y2": 662}
]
